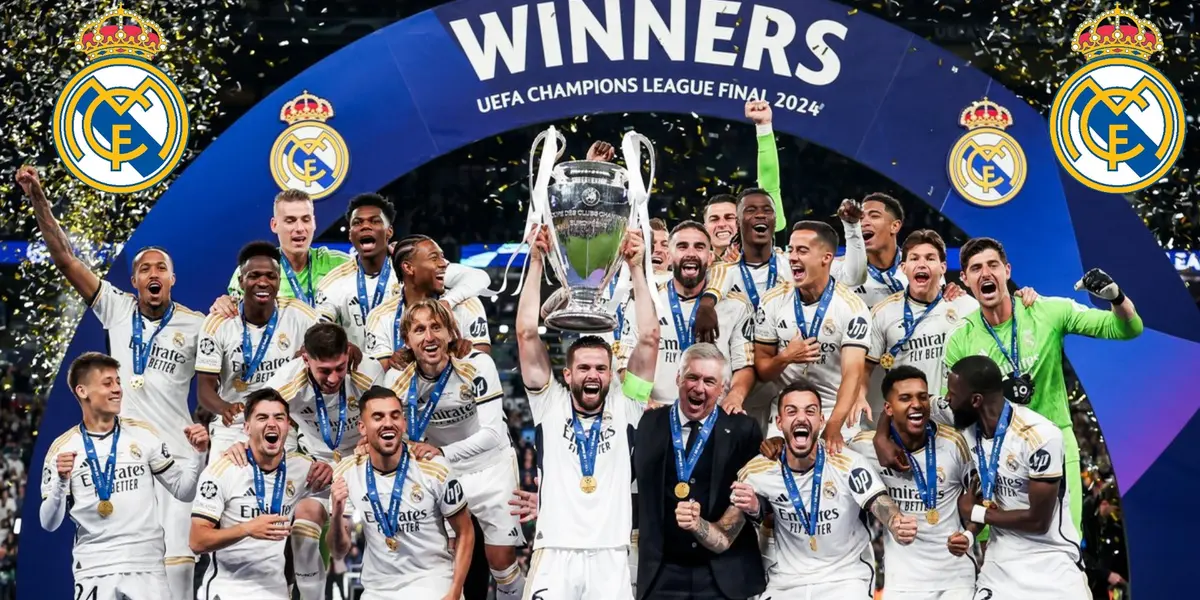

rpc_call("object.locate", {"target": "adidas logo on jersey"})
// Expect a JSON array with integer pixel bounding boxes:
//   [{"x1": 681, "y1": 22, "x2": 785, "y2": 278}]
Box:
[
  {"x1": 509, "y1": 527, "x2": 520, "y2": 539},
  {"x1": 775, "y1": 493, "x2": 788, "y2": 504}
]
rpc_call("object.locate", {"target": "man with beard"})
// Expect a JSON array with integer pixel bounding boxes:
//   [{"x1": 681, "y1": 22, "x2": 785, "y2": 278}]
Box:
[
  {"x1": 41, "y1": 352, "x2": 210, "y2": 600},
  {"x1": 945, "y1": 356, "x2": 1089, "y2": 600},
  {"x1": 849, "y1": 366, "x2": 977, "y2": 600},
  {"x1": 316, "y1": 193, "x2": 494, "y2": 352},
  {"x1": 943, "y1": 237, "x2": 1142, "y2": 534},
  {"x1": 733, "y1": 378, "x2": 916, "y2": 598},
  {"x1": 217, "y1": 323, "x2": 383, "y2": 599},
  {"x1": 380, "y1": 299, "x2": 523, "y2": 600},
  {"x1": 19, "y1": 166, "x2": 208, "y2": 598},
  {"x1": 190, "y1": 388, "x2": 333, "y2": 600},
  {"x1": 328, "y1": 386, "x2": 475, "y2": 599},
  {"x1": 617, "y1": 222, "x2": 754, "y2": 408},
  {"x1": 197, "y1": 242, "x2": 320, "y2": 462},
  {"x1": 366, "y1": 236, "x2": 492, "y2": 369},
  {"x1": 754, "y1": 222, "x2": 872, "y2": 451}
]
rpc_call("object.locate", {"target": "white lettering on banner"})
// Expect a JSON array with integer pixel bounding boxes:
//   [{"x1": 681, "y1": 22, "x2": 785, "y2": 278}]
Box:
[{"x1": 447, "y1": 0, "x2": 848, "y2": 83}]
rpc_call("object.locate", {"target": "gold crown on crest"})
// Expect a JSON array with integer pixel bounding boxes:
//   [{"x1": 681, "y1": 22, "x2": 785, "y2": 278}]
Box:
[
  {"x1": 75, "y1": 4, "x2": 166, "y2": 62},
  {"x1": 1071, "y1": 5, "x2": 1164, "y2": 61},
  {"x1": 959, "y1": 99, "x2": 1012, "y2": 131},
  {"x1": 280, "y1": 91, "x2": 335, "y2": 124}
]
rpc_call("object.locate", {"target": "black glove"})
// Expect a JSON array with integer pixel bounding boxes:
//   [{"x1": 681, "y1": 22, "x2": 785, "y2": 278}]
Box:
[{"x1": 1075, "y1": 268, "x2": 1123, "y2": 303}]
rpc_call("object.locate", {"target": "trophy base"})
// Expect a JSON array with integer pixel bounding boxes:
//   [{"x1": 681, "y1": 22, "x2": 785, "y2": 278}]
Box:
[{"x1": 544, "y1": 309, "x2": 618, "y2": 334}]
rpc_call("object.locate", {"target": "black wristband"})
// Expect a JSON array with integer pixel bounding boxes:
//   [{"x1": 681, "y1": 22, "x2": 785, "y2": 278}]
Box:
[{"x1": 1112, "y1": 290, "x2": 1126, "y2": 306}]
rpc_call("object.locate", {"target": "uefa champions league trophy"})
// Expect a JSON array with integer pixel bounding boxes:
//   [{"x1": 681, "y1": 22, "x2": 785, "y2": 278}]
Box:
[{"x1": 523, "y1": 125, "x2": 659, "y2": 333}]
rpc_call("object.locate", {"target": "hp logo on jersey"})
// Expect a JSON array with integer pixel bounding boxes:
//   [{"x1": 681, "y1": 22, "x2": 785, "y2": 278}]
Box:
[
  {"x1": 270, "y1": 91, "x2": 350, "y2": 200},
  {"x1": 1050, "y1": 7, "x2": 1185, "y2": 193},
  {"x1": 52, "y1": 7, "x2": 190, "y2": 194},
  {"x1": 947, "y1": 99, "x2": 1026, "y2": 208}
]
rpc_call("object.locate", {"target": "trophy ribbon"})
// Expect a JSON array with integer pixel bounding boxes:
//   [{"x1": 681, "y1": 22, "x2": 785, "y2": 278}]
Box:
[
  {"x1": 502, "y1": 125, "x2": 566, "y2": 296},
  {"x1": 620, "y1": 131, "x2": 666, "y2": 318}
]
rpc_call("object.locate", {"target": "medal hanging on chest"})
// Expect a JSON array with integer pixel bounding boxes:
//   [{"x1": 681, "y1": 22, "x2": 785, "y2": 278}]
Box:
[
  {"x1": 79, "y1": 418, "x2": 121, "y2": 518},
  {"x1": 130, "y1": 302, "x2": 175, "y2": 390}
]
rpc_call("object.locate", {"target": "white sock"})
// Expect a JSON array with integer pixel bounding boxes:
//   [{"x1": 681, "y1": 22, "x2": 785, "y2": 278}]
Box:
[
  {"x1": 491, "y1": 562, "x2": 525, "y2": 600},
  {"x1": 291, "y1": 519, "x2": 326, "y2": 600},
  {"x1": 165, "y1": 558, "x2": 194, "y2": 600}
]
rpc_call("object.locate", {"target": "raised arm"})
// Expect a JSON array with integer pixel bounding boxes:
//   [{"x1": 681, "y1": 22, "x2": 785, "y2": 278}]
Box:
[
  {"x1": 442, "y1": 263, "x2": 494, "y2": 308},
  {"x1": 1065, "y1": 269, "x2": 1143, "y2": 340},
  {"x1": 39, "y1": 450, "x2": 73, "y2": 532},
  {"x1": 16, "y1": 166, "x2": 101, "y2": 301},
  {"x1": 745, "y1": 101, "x2": 786, "y2": 232},
  {"x1": 835, "y1": 201, "x2": 868, "y2": 287},
  {"x1": 622, "y1": 229, "x2": 661, "y2": 383},
  {"x1": 516, "y1": 225, "x2": 552, "y2": 391},
  {"x1": 151, "y1": 426, "x2": 209, "y2": 502}
]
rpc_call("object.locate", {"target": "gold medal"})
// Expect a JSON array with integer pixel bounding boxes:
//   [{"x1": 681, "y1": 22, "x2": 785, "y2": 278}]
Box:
[
  {"x1": 926, "y1": 508, "x2": 940, "y2": 525},
  {"x1": 983, "y1": 499, "x2": 993, "y2": 508},
  {"x1": 808, "y1": 537, "x2": 818, "y2": 552},
  {"x1": 879, "y1": 353, "x2": 895, "y2": 370},
  {"x1": 97, "y1": 500, "x2": 114, "y2": 518},
  {"x1": 233, "y1": 378, "x2": 249, "y2": 393},
  {"x1": 385, "y1": 537, "x2": 398, "y2": 552},
  {"x1": 130, "y1": 375, "x2": 145, "y2": 390},
  {"x1": 580, "y1": 476, "x2": 597, "y2": 494},
  {"x1": 332, "y1": 451, "x2": 342, "y2": 463},
  {"x1": 674, "y1": 482, "x2": 690, "y2": 499}
]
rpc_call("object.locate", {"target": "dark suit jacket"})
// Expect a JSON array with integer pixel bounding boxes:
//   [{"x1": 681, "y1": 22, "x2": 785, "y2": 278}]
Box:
[{"x1": 634, "y1": 407, "x2": 766, "y2": 600}]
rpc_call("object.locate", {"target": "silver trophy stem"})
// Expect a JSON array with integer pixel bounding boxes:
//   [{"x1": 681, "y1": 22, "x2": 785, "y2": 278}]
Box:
[{"x1": 544, "y1": 287, "x2": 618, "y2": 333}]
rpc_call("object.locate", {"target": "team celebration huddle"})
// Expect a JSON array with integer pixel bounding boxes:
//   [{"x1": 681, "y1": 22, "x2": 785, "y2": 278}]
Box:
[{"x1": 16, "y1": 100, "x2": 1144, "y2": 600}]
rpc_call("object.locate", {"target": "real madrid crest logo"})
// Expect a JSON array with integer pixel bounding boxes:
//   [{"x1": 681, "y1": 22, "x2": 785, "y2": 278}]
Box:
[
  {"x1": 129, "y1": 443, "x2": 142, "y2": 459},
  {"x1": 52, "y1": 6, "x2": 190, "y2": 194},
  {"x1": 1005, "y1": 454, "x2": 1020, "y2": 472},
  {"x1": 822, "y1": 320, "x2": 836, "y2": 337},
  {"x1": 822, "y1": 481, "x2": 837, "y2": 499},
  {"x1": 286, "y1": 479, "x2": 297, "y2": 498},
  {"x1": 947, "y1": 99, "x2": 1027, "y2": 207},
  {"x1": 270, "y1": 91, "x2": 350, "y2": 200},
  {"x1": 278, "y1": 333, "x2": 290, "y2": 351},
  {"x1": 945, "y1": 307, "x2": 958, "y2": 324},
  {"x1": 459, "y1": 384, "x2": 474, "y2": 403},
  {"x1": 410, "y1": 483, "x2": 424, "y2": 504},
  {"x1": 1050, "y1": 6, "x2": 1185, "y2": 193},
  {"x1": 173, "y1": 331, "x2": 185, "y2": 348},
  {"x1": 935, "y1": 466, "x2": 946, "y2": 485}
]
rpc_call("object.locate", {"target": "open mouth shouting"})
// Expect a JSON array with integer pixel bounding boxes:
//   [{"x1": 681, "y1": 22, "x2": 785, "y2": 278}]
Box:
[
  {"x1": 420, "y1": 341, "x2": 442, "y2": 362},
  {"x1": 581, "y1": 379, "x2": 603, "y2": 401},
  {"x1": 911, "y1": 270, "x2": 932, "y2": 286},
  {"x1": 652, "y1": 254, "x2": 665, "y2": 267},
  {"x1": 377, "y1": 427, "x2": 399, "y2": 449},
  {"x1": 263, "y1": 428, "x2": 282, "y2": 451},
  {"x1": 748, "y1": 222, "x2": 771, "y2": 242},
  {"x1": 978, "y1": 277, "x2": 1000, "y2": 302},
  {"x1": 146, "y1": 278, "x2": 164, "y2": 296},
  {"x1": 358, "y1": 234, "x2": 378, "y2": 254},
  {"x1": 904, "y1": 409, "x2": 927, "y2": 428},
  {"x1": 790, "y1": 262, "x2": 808, "y2": 284},
  {"x1": 677, "y1": 258, "x2": 702, "y2": 280},
  {"x1": 789, "y1": 421, "x2": 814, "y2": 452},
  {"x1": 249, "y1": 287, "x2": 274, "y2": 304}
]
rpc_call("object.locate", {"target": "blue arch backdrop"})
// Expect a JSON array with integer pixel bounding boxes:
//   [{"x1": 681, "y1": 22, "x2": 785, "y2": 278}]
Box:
[{"x1": 20, "y1": 0, "x2": 1200, "y2": 597}]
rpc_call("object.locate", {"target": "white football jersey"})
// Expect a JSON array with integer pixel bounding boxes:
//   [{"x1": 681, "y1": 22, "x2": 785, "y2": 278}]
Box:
[
  {"x1": 754, "y1": 282, "x2": 871, "y2": 417},
  {"x1": 314, "y1": 261, "x2": 402, "y2": 351},
  {"x1": 89, "y1": 280, "x2": 204, "y2": 457},
  {"x1": 962, "y1": 404, "x2": 1081, "y2": 563},
  {"x1": 268, "y1": 357, "x2": 384, "y2": 463},
  {"x1": 739, "y1": 448, "x2": 885, "y2": 588},
  {"x1": 601, "y1": 267, "x2": 672, "y2": 356},
  {"x1": 850, "y1": 261, "x2": 908, "y2": 309},
  {"x1": 615, "y1": 283, "x2": 754, "y2": 403},
  {"x1": 364, "y1": 291, "x2": 490, "y2": 360},
  {"x1": 192, "y1": 452, "x2": 322, "y2": 599},
  {"x1": 41, "y1": 419, "x2": 187, "y2": 578},
  {"x1": 382, "y1": 352, "x2": 508, "y2": 474},
  {"x1": 335, "y1": 452, "x2": 465, "y2": 591},
  {"x1": 706, "y1": 245, "x2": 865, "y2": 312},
  {"x1": 527, "y1": 379, "x2": 644, "y2": 550},
  {"x1": 849, "y1": 427, "x2": 977, "y2": 592}
]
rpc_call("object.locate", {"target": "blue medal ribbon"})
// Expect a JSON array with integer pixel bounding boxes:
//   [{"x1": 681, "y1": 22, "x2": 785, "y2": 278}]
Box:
[
  {"x1": 779, "y1": 445, "x2": 825, "y2": 537},
  {"x1": 246, "y1": 447, "x2": 286, "y2": 515},
  {"x1": 356, "y1": 257, "x2": 391, "y2": 324},
  {"x1": 973, "y1": 402, "x2": 1014, "y2": 505},
  {"x1": 281, "y1": 249, "x2": 315, "y2": 306},
  {"x1": 312, "y1": 379, "x2": 348, "y2": 454},
  {"x1": 79, "y1": 418, "x2": 121, "y2": 504},
  {"x1": 571, "y1": 410, "x2": 605, "y2": 480},
  {"x1": 131, "y1": 302, "x2": 175, "y2": 376},
  {"x1": 365, "y1": 447, "x2": 411, "y2": 538},
  {"x1": 667, "y1": 285, "x2": 701, "y2": 351},
  {"x1": 406, "y1": 365, "x2": 453, "y2": 442},
  {"x1": 980, "y1": 297, "x2": 1022, "y2": 377},
  {"x1": 868, "y1": 252, "x2": 905, "y2": 294},
  {"x1": 792, "y1": 279, "x2": 835, "y2": 339},
  {"x1": 240, "y1": 304, "x2": 279, "y2": 384},
  {"x1": 884, "y1": 292, "x2": 943, "y2": 366},
  {"x1": 669, "y1": 403, "x2": 719, "y2": 491},
  {"x1": 739, "y1": 254, "x2": 778, "y2": 310},
  {"x1": 890, "y1": 423, "x2": 938, "y2": 509},
  {"x1": 391, "y1": 292, "x2": 408, "y2": 351}
]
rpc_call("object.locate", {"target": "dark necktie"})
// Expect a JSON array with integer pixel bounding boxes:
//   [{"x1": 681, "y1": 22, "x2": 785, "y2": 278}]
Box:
[{"x1": 684, "y1": 421, "x2": 701, "y2": 455}]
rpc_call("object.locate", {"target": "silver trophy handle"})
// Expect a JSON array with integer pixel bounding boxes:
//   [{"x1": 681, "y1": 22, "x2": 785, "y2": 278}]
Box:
[
  {"x1": 528, "y1": 127, "x2": 566, "y2": 197},
  {"x1": 620, "y1": 130, "x2": 666, "y2": 318},
  {"x1": 504, "y1": 125, "x2": 569, "y2": 296}
]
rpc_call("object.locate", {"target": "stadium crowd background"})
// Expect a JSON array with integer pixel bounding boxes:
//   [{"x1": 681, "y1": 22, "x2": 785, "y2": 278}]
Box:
[{"x1": 0, "y1": 0, "x2": 1197, "y2": 598}]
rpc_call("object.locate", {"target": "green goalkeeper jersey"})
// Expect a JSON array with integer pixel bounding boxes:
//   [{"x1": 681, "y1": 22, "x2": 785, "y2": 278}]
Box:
[
  {"x1": 942, "y1": 296, "x2": 1143, "y2": 429},
  {"x1": 226, "y1": 245, "x2": 351, "y2": 302}
]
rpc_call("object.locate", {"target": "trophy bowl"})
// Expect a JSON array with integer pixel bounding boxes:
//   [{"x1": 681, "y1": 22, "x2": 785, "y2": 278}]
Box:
[{"x1": 542, "y1": 160, "x2": 631, "y2": 333}]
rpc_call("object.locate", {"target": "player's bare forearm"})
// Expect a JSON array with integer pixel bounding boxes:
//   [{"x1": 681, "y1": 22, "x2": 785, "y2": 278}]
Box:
[
  {"x1": 980, "y1": 479, "x2": 1058, "y2": 534},
  {"x1": 828, "y1": 352, "x2": 866, "y2": 427},
  {"x1": 515, "y1": 257, "x2": 551, "y2": 390},
  {"x1": 447, "y1": 509, "x2": 475, "y2": 595},
  {"x1": 190, "y1": 519, "x2": 247, "y2": 554},
  {"x1": 753, "y1": 343, "x2": 788, "y2": 383},
  {"x1": 1112, "y1": 295, "x2": 1137, "y2": 322},
  {"x1": 625, "y1": 261, "x2": 661, "y2": 383},
  {"x1": 27, "y1": 182, "x2": 100, "y2": 301},
  {"x1": 868, "y1": 493, "x2": 901, "y2": 526},
  {"x1": 197, "y1": 374, "x2": 227, "y2": 414},
  {"x1": 327, "y1": 515, "x2": 352, "y2": 559},
  {"x1": 472, "y1": 343, "x2": 492, "y2": 355},
  {"x1": 692, "y1": 506, "x2": 746, "y2": 553},
  {"x1": 730, "y1": 367, "x2": 756, "y2": 399}
]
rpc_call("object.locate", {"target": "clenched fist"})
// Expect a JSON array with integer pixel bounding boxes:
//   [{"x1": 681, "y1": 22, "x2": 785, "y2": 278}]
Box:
[
  {"x1": 675, "y1": 500, "x2": 702, "y2": 532},
  {"x1": 745, "y1": 100, "x2": 772, "y2": 125}
]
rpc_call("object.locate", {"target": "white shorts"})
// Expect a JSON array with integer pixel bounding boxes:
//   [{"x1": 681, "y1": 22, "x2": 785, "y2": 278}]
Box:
[
  {"x1": 459, "y1": 453, "x2": 525, "y2": 546},
  {"x1": 526, "y1": 547, "x2": 633, "y2": 600},
  {"x1": 156, "y1": 481, "x2": 195, "y2": 562},
  {"x1": 975, "y1": 556, "x2": 1089, "y2": 600},
  {"x1": 201, "y1": 578, "x2": 286, "y2": 600},
  {"x1": 762, "y1": 578, "x2": 873, "y2": 600},
  {"x1": 361, "y1": 577, "x2": 461, "y2": 600},
  {"x1": 885, "y1": 588, "x2": 975, "y2": 600},
  {"x1": 75, "y1": 571, "x2": 170, "y2": 600}
]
